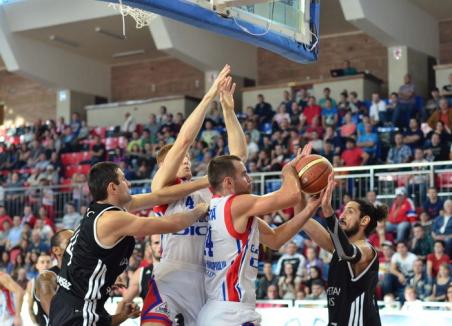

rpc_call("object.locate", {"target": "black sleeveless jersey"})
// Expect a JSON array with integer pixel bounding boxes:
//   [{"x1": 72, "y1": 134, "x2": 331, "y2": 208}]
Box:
[
  {"x1": 326, "y1": 246, "x2": 381, "y2": 326},
  {"x1": 32, "y1": 266, "x2": 60, "y2": 326},
  {"x1": 139, "y1": 265, "x2": 154, "y2": 299},
  {"x1": 57, "y1": 203, "x2": 135, "y2": 309}
]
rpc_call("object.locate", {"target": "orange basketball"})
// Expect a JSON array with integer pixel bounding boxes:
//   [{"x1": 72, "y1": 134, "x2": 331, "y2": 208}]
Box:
[{"x1": 295, "y1": 154, "x2": 333, "y2": 194}]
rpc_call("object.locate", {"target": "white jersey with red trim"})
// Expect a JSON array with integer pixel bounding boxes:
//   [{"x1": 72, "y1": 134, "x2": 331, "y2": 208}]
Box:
[
  {"x1": 204, "y1": 194, "x2": 260, "y2": 304},
  {"x1": 0, "y1": 287, "x2": 15, "y2": 325},
  {"x1": 153, "y1": 180, "x2": 211, "y2": 266}
]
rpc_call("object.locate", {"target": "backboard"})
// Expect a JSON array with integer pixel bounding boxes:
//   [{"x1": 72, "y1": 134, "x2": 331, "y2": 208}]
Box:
[{"x1": 101, "y1": 0, "x2": 320, "y2": 64}]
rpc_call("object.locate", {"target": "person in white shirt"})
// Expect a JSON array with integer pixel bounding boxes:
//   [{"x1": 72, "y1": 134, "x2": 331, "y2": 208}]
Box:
[
  {"x1": 61, "y1": 202, "x2": 82, "y2": 230},
  {"x1": 121, "y1": 112, "x2": 136, "y2": 135},
  {"x1": 401, "y1": 286, "x2": 424, "y2": 311},
  {"x1": 369, "y1": 92, "x2": 387, "y2": 125},
  {"x1": 275, "y1": 241, "x2": 306, "y2": 286}
]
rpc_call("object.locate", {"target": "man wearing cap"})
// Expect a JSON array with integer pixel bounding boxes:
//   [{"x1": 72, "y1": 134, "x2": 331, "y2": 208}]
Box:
[{"x1": 386, "y1": 187, "x2": 417, "y2": 242}]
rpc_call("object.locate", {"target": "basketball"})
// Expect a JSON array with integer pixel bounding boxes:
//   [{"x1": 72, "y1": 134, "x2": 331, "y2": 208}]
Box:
[{"x1": 295, "y1": 154, "x2": 333, "y2": 194}]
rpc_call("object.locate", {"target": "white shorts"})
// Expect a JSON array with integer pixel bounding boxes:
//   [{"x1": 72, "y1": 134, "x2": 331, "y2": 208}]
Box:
[
  {"x1": 142, "y1": 260, "x2": 206, "y2": 326},
  {"x1": 197, "y1": 300, "x2": 261, "y2": 326}
]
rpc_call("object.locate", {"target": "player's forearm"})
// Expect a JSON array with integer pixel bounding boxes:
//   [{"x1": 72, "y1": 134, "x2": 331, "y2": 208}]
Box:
[
  {"x1": 223, "y1": 109, "x2": 248, "y2": 161},
  {"x1": 302, "y1": 219, "x2": 334, "y2": 252},
  {"x1": 131, "y1": 177, "x2": 208, "y2": 211},
  {"x1": 111, "y1": 313, "x2": 126, "y2": 326},
  {"x1": 164, "y1": 207, "x2": 206, "y2": 232},
  {"x1": 325, "y1": 214, "x2": 361, "y2": 262},
  {"x1": 15, "y1": 289, "x2": 24, "y2": 319},
  {"x1": 270, "y1": 203, "x2": 318, "y2": 249}
]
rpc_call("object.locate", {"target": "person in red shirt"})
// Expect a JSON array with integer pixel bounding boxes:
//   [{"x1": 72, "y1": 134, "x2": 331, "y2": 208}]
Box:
[
  {"x1": 369, "y1": 221, "x2": 395, "y2": 255},
  {"x1": 340, "y1": 138, "x2": 369, "y2": 167},
  {"x1": 0, "y1": 206, "x2": 12, "y2": 232},
  {"x1": 301, "y1": 96, "x2": 322, "y2": 127},
  {"x1": 427, "y1": 240, "x2": 451, "y2": 279},
  {"x1": 386, "y1": 187, "x2": 417, "y2": 242}
]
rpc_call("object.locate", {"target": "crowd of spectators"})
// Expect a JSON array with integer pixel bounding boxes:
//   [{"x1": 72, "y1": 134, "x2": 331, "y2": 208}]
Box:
[{"x1": 0, "y1": 72, "x2": 451, "y2": 309}]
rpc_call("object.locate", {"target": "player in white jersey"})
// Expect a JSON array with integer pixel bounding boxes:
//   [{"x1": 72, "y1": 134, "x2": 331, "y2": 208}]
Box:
[
  {"x1": 0, "y1": 271, "x2": 24, "y2": 326},
  {"x1": 197, "y1": 145, "x2": 325, "y2": 326},
  {"x1": 142, "y1": 65, "x2": 248, "y2": 326}
]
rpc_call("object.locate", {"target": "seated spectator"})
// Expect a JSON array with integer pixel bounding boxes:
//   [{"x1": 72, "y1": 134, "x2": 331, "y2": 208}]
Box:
[
  {"x1": 281, "y1": 90, "x2": 294, "y2": 114},
  {"x1": 0, "y1": 251, "x2": 13, "y2": 274},
  {"x1": 357, "y1": 122, "x2": 378, "y2": 158},
  {"x1": 305, "y1": 116, "x2": 324, "y2": 139},
  {"x1": 427, "y1": 263, "x2": 451, "y2": 302},
  {"x1": 408, "y1": 259, "x2": 431, "y2": 301},
  {"x1": 34, "y1": 218, "x2": 54, "y2": 241},
  {"x1": 206, "y1": 101, "x2": 222, "y2": 126},
  {"x1": 7, "y1": 216, "x2": 23, "y2": 249},
  {"x1": 255, "y1": 94, "x2": 274, "y2": 124},
  {"x1": 278, "y1": 263, "x2": 297, "y2": 299},
  {"x1": 387, "y1": 133, "x2": 412, "y2": 164},
  {"x1": 340, "y1": 138, "x2": 369, "y2": 167},
  {"x1": 432, "y1": 200, "x2": 452, "y2": 256},
  {"x1": 336, "y1": 91, "x2": 349, "y2": 119},
  {"x1": 378, "y1": 241, "x2": 394, "y2": 282},
  {"x1": 265, "y1": 284, "x2": 280, "y2": 300},
  {"x1": 246, "y1": 133, "x2": 259, "y2": 160},
  {"x1": 366, "y1": 190, "x2": 383, "y2": 207},
  {"x1": 274, "y1": 105, "x2": 291, "y2": 128},
  {"x1": 307, "y1": 131, "x2": 323, "y2": 153},
  {"x1": 244, "y1": 120, "x2": 261, "y2": 144},
  {"x1": 256, "y1": 150, "x2": 271, "y2": 172},
  {"x1": 21, "y1": 205, "x2": 36, "y2": 228},
  {"x1": 339, "y1": 111, "x2": 356, "y2": 138},
  {"x1": 318, "y1": 87, "x2": 337, "y2": 109},
  {"x1": 0, "y1": 206, "x2": 12, "y2": 232},
  {"x1": 270, "y1": 144, "x2": 289, "y2": 171},
  {"x1": 0, "y1": 219, "x2": 12, "y2": 248},
  {"x1": 403, "y1": 118, "x2": 424, "y2": 150},
  {"x1": 27, "y1": 229, "x2": 50, "y2": 253},
  {"x1": 348, "y1": 91, "x2": 362, "y2": 114},
  {"x1": 321, "y1": 99, "x2": 338, "y2": 128},
  {"x1": 369, "y1": 221, "x2": 395, "y2": 253},
  {"x1": 407, "y1": 148, "x2": 428, "y2": 202},
  {"x1": 427, "y1": 97, "x2": 452, "y2": 130},
  {"x1": 256, "y1": 262, "x2": 278, "y2": 299},
  {"x1": 303, "y1": 266, "x2": 324, "y2": 296},
  {"x1": 61, "y1": 202, "x2": 82, "y2": 230},
  {"x1": 275, "y1": 241, "x2": 306, "y2": 281},
  {"x1": 427, "y1": 240, "x2": 451, "y2": 279},
  {"x1": 127, "y1": 132, "x2": 142, "y2": 151},
  {"x1": 304, "y1": 246, "x2": 323, "y2": 274},
  {"x1": 369, "y1": 92, "x2": 388, "y2": 124},
  {"x1": 200, "y1": 120, "x2": 220, "y2": 147},
  {"x1": 411, "y1": 223, "x2": 434, "y2": 260},
  {"x1": 425, "y1": 87, "x2": 441, "y2": 114},
  {"x1": 445, "y1": 284, "x2": 452, "y2": 310},
  {"x1": 305, "y1": 279, "x2": 327, "y2": 300},
  {"x1": 342, "y1": 60, "x2": 358, "y2": 76},
  {"x1": 383, "y1": 241, "x2": 417, "y2": 298},
  {"x1": 443, "y1": 73, "x2": 452, "y2": 94},
  {"x1": 321, "y1": 140, "x2": 335, "y2": 163},
  {"x1": 401, "y1": 286, "x2": 423, "y2": 311},
  {"x1": 387, "y1": 187, "x2": 416, "y2": 242},
  {"x1": 423, "y1": 187, "x2": 444, "y2": 220},
  {"x1": 145, "y1": 113, "x2": 160, "y2": 143},
  {"x1": 300, "y1": 96, "x2": 322, "y2": 128},
  {"x1": 424, "y1": 132, "x2": 450, "y2": 161},
  {"x1": 295, "y1": 88, "x2": 309, "y2": 108},
  {"x1": 90, "y1": 135, "x2": 106, "y2": 165}
]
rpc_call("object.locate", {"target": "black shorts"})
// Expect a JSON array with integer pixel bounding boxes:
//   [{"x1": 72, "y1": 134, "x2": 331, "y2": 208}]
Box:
[{"x1": 49, "y1": 291, "x2": 111, "y2": 326}]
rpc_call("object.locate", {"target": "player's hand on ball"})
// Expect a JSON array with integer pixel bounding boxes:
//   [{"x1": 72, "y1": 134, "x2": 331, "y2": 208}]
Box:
[
  {"x1": 287, "y1": 144, "x2": 313, "y2": 169},
  {"x1": 194, "y1": 202, "x2": 209, "y2": 216},
  {"x1": 320, "y1": 172, "x2": 336, "y2": 217},
  {"x1": 125, "y1": 303, "x2": 141, "y2": 319}
]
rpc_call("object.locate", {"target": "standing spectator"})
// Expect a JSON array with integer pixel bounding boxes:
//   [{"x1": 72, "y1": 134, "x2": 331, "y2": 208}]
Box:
[
  {"x1": 369, "y1": 92, "x2": 388, "y2": 124},
  {"x1": 407, "y1": 148, "x2": 429, "y2": 203},
  {"x1": 383, "y1": 241, "x2": 417, "y2": 297},
  {"x1": 386, "y1": 187, "x2": 416, "y2": 242},
  {"x1": 255, "y1": 94, "x2": 274, "y2": 124},
  {"x1": 411, "y1": 223, "x2": 434, "y2": 260},
  {"x1": 387, "y1": 133, "x2": 412, "y2": 164},
  {"x1": 70, "y1": 113, "x2": 82, "y2": 138},
  {"x1": 423, "y1": 187, "x2": 443, "y2": 220},
  {"x1": 428, "y1": 263, "x2": 451, "y2": 302},
  {"x1": 340, "y1": 138, "x2": 369, "y2": 167},
  {"x1": 121, "y1": 112, "x2": 136, "y2": 135},
  {"x1": 61, "y1": 202, "x2": 82, "y2": 230},
  {"x1": 157, "y1": 106, "x2": 168, "y2": 124},
  {"x1": 427, "y1": 97, "x2": 452, "y2": 130},
  {"x1": 394, "y1": 73, "x2": 416, "y2": 129},
  {"x1": 408, "y1": 259, "x2": 431, "y2": 300},
  {"x1": 145, "y1": 114, "x2": 160, "y2": 143},
  {"x1": 256, "y1": 262, "x2": 278, "y2": 299},
  {"x1": 427, "y1": 240, "x2": 450, "y2": 279}
]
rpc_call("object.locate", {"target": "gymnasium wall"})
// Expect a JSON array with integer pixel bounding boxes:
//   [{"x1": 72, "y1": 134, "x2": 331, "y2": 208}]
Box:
[{"x1": 439, "y1": 20, "x2": 452, "y2": 64}]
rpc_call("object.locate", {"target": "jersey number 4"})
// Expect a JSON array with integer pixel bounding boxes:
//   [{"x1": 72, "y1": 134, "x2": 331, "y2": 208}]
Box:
[
  {"x1": 185, "y1": 196, "x2": 194, "y2": 209},
  {"x1": 204, "y1": 226, "x2": 214, "y2": 257}
]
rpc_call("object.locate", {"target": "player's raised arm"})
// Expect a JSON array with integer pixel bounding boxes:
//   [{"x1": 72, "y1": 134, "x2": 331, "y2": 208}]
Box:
[
  {"x1": 0, "y1": 272, "x2": 24, "y2": 326},
  {"x1": 152, "y1": 65, "x2": 231, "y2": 191},
  {"x1": 220, "y1": 76, "x2": 248, "y2": 162},
  {"x1": 127, "y1": 176, "x2": 209, "y2": 212},
  {"x1": 258, "y1": 193, "x2": 322, "y2": 249},
  {"x1": 98, "y1": 203, "x2": 209, "y2": 241},
  {"x1": 34, "y1": 271, "x2": 58, "y2": 316}
]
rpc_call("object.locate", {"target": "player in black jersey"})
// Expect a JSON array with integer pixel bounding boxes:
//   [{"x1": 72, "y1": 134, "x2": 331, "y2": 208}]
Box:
[
  {"x1": 31, "y1": 229, "x2": 73, "y2": 326},
  {"x1": 301, "y1": 174, "x2": 387, "y2": 326},
  {"x1": 49, "y1": 162, "x2": 209, "y2": 326}
]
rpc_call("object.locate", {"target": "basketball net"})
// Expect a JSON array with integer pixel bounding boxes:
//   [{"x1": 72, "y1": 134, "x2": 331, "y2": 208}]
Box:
[{"x1": 108, "y1": 0, "x2": 156, "y2": 37}]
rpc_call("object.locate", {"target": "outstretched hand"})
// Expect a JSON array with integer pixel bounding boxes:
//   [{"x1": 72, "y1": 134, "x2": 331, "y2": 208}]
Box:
[
  {"x1": 206, "y1": 64, "x2": 231, "y2": 99},
  {"x1": 219, "y1": 76, "x2": 236, "y2": 112},
  {"x1": 320, "y1": 172, "x2": 336, "y2": 217}
]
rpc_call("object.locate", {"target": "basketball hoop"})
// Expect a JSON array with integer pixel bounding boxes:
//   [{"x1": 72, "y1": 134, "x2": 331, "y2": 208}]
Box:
[{"x1": 108, "y1": 1, "x2": 156, "y2": 37}]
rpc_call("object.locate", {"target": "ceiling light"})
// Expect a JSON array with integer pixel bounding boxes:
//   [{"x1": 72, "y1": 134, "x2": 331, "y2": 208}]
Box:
[
  {"x1": 95, "y1": 26, "x2": 125, "y2": 40},
  {"x1": 49, "y1": 35, "x2": 79, "y2": 48}
]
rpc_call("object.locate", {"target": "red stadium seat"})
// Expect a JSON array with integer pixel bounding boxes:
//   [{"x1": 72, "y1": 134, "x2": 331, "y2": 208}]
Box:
[
  {"x1": 437, "y1": 172, "x2": 452, "y2": 188},
  {"x1": 105, "y1": 137, "x2": 119, "y2": 150}
]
